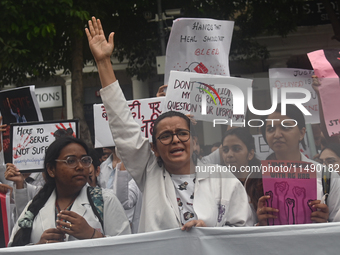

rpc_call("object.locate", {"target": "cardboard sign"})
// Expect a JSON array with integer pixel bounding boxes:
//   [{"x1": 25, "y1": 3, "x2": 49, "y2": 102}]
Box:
[
  {"x1": 164, "y1": 18, "x2": 234, "y2": 84},
  {"x1": 94, "y1": 97, "x2": 164, "y2": 147},
  {"x1": 163, "y1": 71, "x2": 252, "y2": 123},
  {"x1": 307, "y1": 49, "x2": 340, "y2": 136},
  {"x1": 269, "y1": 68, "x2": 319, "y2": 124},
  {"x1": 0, "y1": 86, "x2": 43, "y2": 164},
  {"x1": 10, "y1": 120, "x2": 79, "y2": 171},
  {"x1": 262, "y1": 160, "x2": 317, "y2": 225}
]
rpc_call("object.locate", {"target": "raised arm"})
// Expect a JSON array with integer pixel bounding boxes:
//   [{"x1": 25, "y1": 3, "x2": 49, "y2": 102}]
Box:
[
  {"x1": 86, "y1": 17, "x2": 152, "y2": 191},
  {"x1": 85, "y1": 17, "x2": 116, "y2": 88}
]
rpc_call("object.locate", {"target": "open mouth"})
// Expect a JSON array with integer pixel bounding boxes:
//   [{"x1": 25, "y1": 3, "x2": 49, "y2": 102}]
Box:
[{"x1": 170, "y1": 148, "x2": 184, "y2": 154}]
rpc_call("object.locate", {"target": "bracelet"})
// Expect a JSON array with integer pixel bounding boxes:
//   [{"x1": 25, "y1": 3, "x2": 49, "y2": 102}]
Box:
[{"x1": 91, "y1": 228, "x2": 96, "y2": 239}]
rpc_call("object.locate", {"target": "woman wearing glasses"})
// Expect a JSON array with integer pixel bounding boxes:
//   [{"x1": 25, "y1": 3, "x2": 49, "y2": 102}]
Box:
[
  {"x1": 86, "y1": 17, "x2": 251, "y2": 232},
  {"x1": 8, "y1": 136, "x2": 130, "y2": 246}
]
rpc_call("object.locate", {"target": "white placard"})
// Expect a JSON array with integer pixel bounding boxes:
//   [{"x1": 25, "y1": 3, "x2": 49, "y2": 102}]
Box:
[
  {"x1": 269, "y1": 68, "x2": 318, "y2": 124},
  {"x1": 11, "y1": 120, "x2": 78, "y2": 171},
  {"x1": 164, "y1": 18, "x2": 234, "y2": 84},
  {"x1": 94, "y1": 97, "x2": 164, "y2": 148},
  {"x1": 163, "y1": 71, "x2": 252, "y2": 123}
]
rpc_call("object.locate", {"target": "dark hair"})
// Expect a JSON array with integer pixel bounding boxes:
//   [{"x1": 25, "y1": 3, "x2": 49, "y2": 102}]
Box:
[
  {"x1": 88, "y1": 149, "x2": 101, "y2": 169},
  {"x1": 151, "y1": 111, "x2": 196, "y2": 166},
  {"x1": 221, "y1": 127, "x2": 263, "y2": 211},
  {"x1": 222, "y1": 127, "x2": 260, "y2": 168},
  {"x1": 260, "y1": 103, "x2": 306, "y2": 150},
  {"x1": 11, "y1": 137, "x2": 88, "y2": 246},
  {"x1": 321, "y1": 143, "x2": 340, "y2": 158}
]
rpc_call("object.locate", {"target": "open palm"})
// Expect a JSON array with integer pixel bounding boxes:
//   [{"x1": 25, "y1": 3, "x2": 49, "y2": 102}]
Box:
[{"x1": 85, "y1": 17, "x2": 114, "y2": 62}]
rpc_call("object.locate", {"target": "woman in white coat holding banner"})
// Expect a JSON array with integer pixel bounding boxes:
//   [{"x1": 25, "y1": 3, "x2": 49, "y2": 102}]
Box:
[{"x1": 85, "y1": 17, "x2": 252, "y2": 232}]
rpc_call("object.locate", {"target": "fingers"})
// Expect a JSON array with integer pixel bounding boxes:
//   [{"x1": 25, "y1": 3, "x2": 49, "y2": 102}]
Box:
[
  {"x1": 156, "y1": 85, "x2": 168, "y2": 97},
  {"x1": 257, "y1": 195, "x2": 270, "y2": 206},
  {"x1": 0, "y1": 184, "x2": 10, "y2": 194},
  {"x1": 181, "y1": 220, "x2": 206, "y2": 231},
  {"x1": 40, "y1": 228, "x2": 65, "y2": 244},
  {"x1": 97, "y1": 18, "x2": 104, "y2": 35},
  {"x1": 309, "y1": 200, "x2": 329, "y2": 222},
  {"x1": 57, "y1": 210, "x2": 78, "y2": 221},
  {"x1": 311, "y1": 211, "x2": 329, "y2": 223},
  {"x1": 108, "y1": 32, "x2": 114, "y2": 47}
]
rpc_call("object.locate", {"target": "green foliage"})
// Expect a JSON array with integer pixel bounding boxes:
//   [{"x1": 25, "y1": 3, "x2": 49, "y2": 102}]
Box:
[
  {"x1": 0, "y1": 0, "x2": 307, "y2": 85},
  {"x1": 0, "y1": 0, "x2": 105, "y2": 86}
]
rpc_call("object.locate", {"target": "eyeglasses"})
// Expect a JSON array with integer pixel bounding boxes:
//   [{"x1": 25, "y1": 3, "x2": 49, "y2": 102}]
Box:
[
  {"x1": 55, "y1": 156, "x2": 93, "y2": 168},
  {"x1": 157, "y1": 129, "x2": 190, "y2": 145}
]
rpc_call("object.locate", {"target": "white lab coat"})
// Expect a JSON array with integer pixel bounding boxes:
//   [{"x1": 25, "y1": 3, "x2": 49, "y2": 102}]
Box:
[
  {"x1": 8, "y1": 185, "x2": 131, "y2": 245},
  {"x1": 300, "y1": 153, "x2": 340, "y2": 222},
  {"x1": 114, "y1": 165, "x2": 142, "y2": 234},
  {"x1": 101, "y1": 81, "x2": 252, "y2": 233}
]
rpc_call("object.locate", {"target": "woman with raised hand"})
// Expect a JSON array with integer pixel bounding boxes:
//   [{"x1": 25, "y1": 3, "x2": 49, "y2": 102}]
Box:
[
  {"x1": 85, "y1": 17, "x2": 251, "y2": 232},
  {"x1": 8, "y1": 136, "x2": 130, "y2": 246},
  {"x1": 256, "y1": 103, "x2": 340, "y2": 225}
]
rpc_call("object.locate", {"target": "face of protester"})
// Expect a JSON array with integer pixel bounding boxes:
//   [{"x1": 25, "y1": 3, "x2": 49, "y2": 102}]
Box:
[
  {"x1": 152, "y1": 116, "x2": 192, "y2": 173},
  {"x1": 88, "y1": 164, "x2": 100, "y2": 187},
  {"x1": 48, "y1": 143, "x2": 90, "y2": 191},
  {"x1": 222, "y1": 135, "x2": 254, "y2": 171},
  {"x1": 319, "y1": 148, "x2": 340, "y2": 170},
  {"x1": 265, "y1": 112, "x2": 305, "y2": 157}
]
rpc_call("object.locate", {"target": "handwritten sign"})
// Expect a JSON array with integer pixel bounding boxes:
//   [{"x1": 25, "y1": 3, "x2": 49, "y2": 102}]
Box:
[
  {"x1": 10, "y1": 120, "x2": 78, "y2": 171},
  {"x1": 269, "y1": 68, "x2": 319, "y2": 124},
  {"x1": 163, "y1": 71, "x2": 252, "y2": 123},
  {"x1": 94, "y1": 97, "x2": 164, "y2": 147},
  {"x1": 262, "y1": 160, "x2": 317, "y2": 225},
  {"x1": 164, "y1": 18, "x2": 234, "y2": 84},
  {"x1": 308, "y1": 49, "x2": 340, "y2": 136}
]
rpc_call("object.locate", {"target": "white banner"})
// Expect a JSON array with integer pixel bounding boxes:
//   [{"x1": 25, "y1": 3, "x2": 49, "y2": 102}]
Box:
[
  {"x1": 10, "y1": 120, "x2": 78, "y2": 171},
  {"x1": 2, "y1": 224, "x2": 340, "y2": 254},
  {"x1": 94, "y1": 97, "x2": 164, "y2": 148},
  {"x1": 163, "y1": 71, "x2": 252, "y2": 123},
  {"x1": 164, "y1": 18, "x2": 234, "y2": 84},
  {"x1": 268, "y1": 68, "x2": 318, "y2": 124}
]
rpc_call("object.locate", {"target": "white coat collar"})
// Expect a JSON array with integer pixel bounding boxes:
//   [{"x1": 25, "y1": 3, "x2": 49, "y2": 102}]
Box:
[{"x1": 38, "y1": 186, "x2": 89, "y2": 231}]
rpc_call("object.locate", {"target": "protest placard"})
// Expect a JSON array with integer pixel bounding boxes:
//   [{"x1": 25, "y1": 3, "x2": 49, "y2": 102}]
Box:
[
  {"x1": 262, "y1": 160, "x2": 317, "y2": 225},
  {"x1": 307, "y1": 49, "x2": 340, "y2": 136},
  {"x1": 164, "y1": 18, "x2": 234, "y2": 84},
  {"x1": 94, "y1": 97, "x2": 164, "y2": 147},
  {"x1": 10, "y1": 120, "x2": 78, "y2": 171},
  {"x1": 269, "y1": 68, "x2": 319, "y2": 124},
  {"x1": 0, "y1": 86, "x2": 43, "y2": 164},
  {"x1": 163, "y1": 71, "x2": 252, "y2": 123}
]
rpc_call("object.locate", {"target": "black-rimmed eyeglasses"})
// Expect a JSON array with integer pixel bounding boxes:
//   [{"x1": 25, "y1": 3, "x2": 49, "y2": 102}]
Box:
[
  {"x1": 157, "y1": 129, "x2": 190, "y2": 145},
  {"x1": 55, "y1": 156, "x2": 93, "y2": 168}
]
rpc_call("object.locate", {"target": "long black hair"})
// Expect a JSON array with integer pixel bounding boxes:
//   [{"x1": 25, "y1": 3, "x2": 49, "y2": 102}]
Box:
[
  {"x1": 221, "y1": 127, "x2": 263, "y2": 211},
  {"x1": 11, "y1": 137, "x2": 88, "y2": 246}
]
